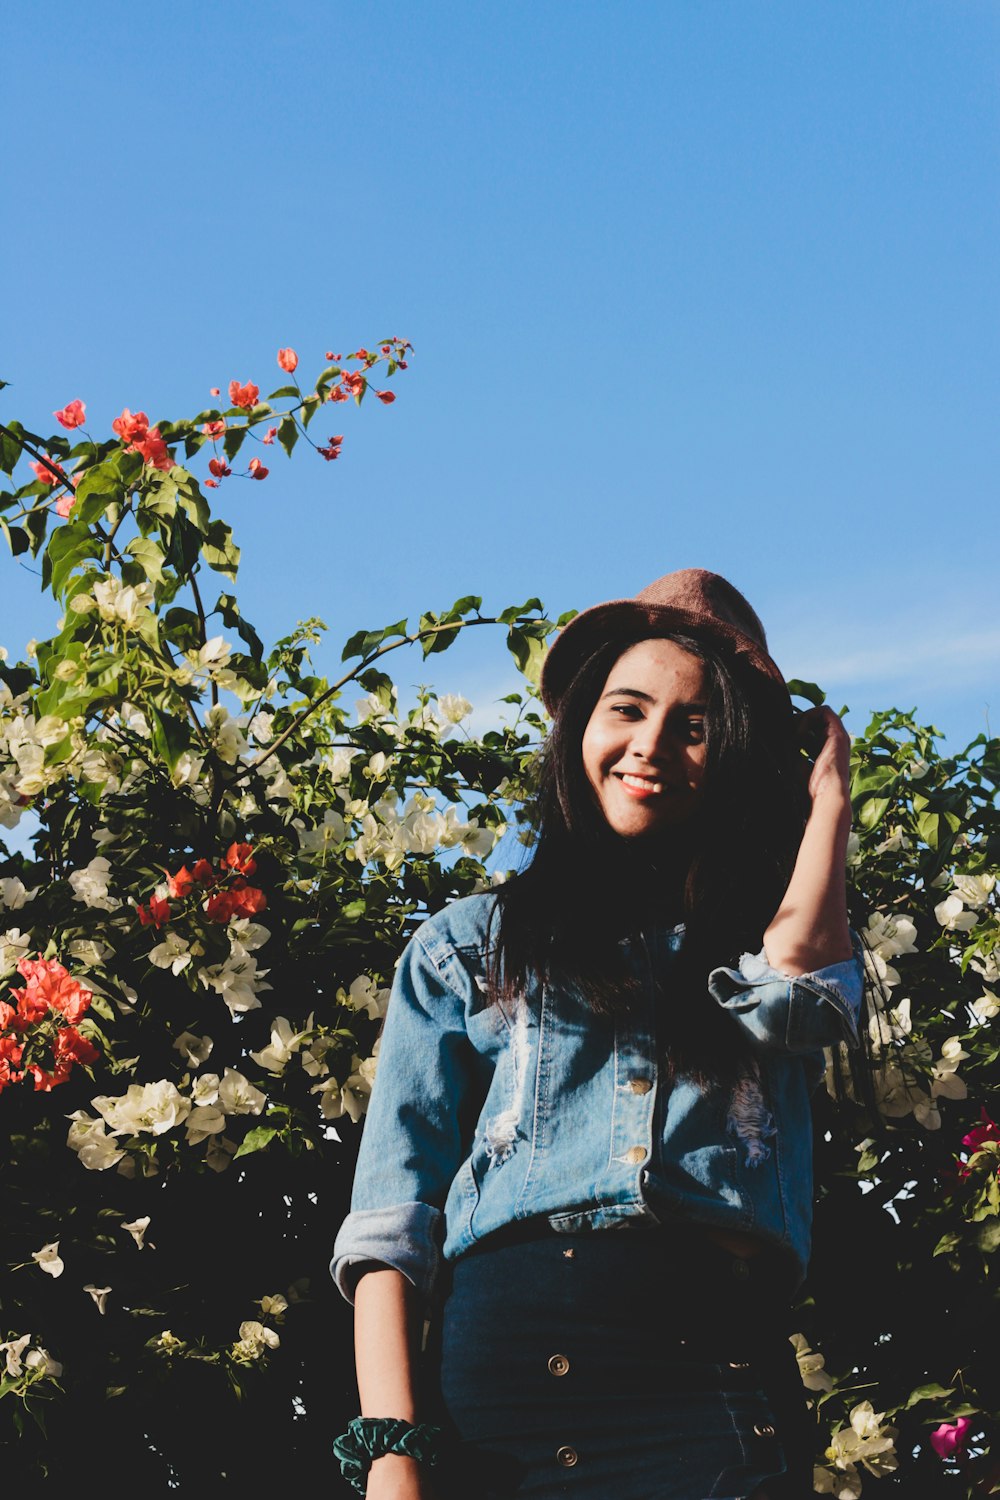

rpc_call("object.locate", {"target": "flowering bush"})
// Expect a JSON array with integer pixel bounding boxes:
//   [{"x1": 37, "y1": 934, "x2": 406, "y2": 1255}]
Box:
[{"x1": 0, "y1": 354, "x2": 996, "y2": 1491}]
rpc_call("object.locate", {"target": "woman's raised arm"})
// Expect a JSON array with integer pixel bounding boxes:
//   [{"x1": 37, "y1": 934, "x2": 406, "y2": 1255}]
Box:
[{"x1": 763, "y1": 706, "x2": 854, "y2": 976}]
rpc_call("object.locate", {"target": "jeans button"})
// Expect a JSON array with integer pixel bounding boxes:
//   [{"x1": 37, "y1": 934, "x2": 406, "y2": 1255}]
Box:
[
  {"x1": 556, "y1": 1446, "x2": 579, "y2": 1467},
  {"x1": 548, "y1": 1353, "x2": 570, "y2": 1376}
]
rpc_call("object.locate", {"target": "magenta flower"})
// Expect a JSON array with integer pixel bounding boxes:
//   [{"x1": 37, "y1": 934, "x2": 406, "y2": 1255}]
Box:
[
  {"x1": 962, "y1": 1108, "x2": 1000, "y2": 1154},
  {"x1": 929, "y1": 1417, "x2": 972, "y2": 1459}
]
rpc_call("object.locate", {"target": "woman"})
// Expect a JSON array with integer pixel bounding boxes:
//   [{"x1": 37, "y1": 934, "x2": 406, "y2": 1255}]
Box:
[{"x1": 331, "y1": 568, "x2": 864, "y2": 1500}]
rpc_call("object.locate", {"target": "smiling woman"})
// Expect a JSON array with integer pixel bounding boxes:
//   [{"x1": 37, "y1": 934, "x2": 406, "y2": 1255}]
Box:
[{"x1": 332, "y1": 569, "x2": 864, "y2": 1500}]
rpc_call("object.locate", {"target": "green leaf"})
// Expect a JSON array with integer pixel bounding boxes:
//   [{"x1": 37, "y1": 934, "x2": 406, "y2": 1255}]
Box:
[
  {"x1": 268, "y1": 385, "x2": 300, "y2": 401},
  {"x1": 507, "y1": 625, "x2": 547, "y2": 685},
  {"x1": 498, "y1": 597, "x2": 545, "y2": 624},
  {"x1": 147, "y1": 706, "x2": 192, "y2": 772},
  {"x1": 858, "y1": 797, "x2": 890, "y2": 831},
  {"x1": 904, "y1": 1382, "x2": 956, "y2": 1408},
  {"x1": 1, "y1": 519, "x2": 29, "y2": 556},
  {"x1": 202, "y1": 519, "x2": 241, "y2": 580},
  {"x1": 787, "y1": 679, "x2": 826, "y2": 706},
  {"x1": 341, "y1": 620, "x2": 409, "y2": 662},
  {"x1": 125, "y1": 537, "x2": 167, "y2": 586},
  {"x1": 215, "y1": 592, "x2": 264, "y2": 661},
  {"x1": 223, "y1": 426, "x2": 248, "y2": 462},
  {"x1": 277, "y1": 416, "x2": 298, "y2": 458},
  {"x1": 300, "y1": 394, "x2": 320, "y2": 430},
  {"x1": 43, "y1": 520, "x2": 101, "y2": 598},
  {"x1": 233, "y1": 1125, "x2": 278, "y2": 1159},
  {"x1": 449, "y1": 594, "x2": 482, "y2": 616}
]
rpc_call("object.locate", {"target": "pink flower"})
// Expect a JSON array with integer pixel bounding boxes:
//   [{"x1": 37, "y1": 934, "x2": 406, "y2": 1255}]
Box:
[
  {"x1": 54, "y1": 399, "x2": 86, "y2": 430},
  {"x1": 29, "y1": 455, "x2": 62, "y2": 486},
  {"x1": 55, "y1": 492, "x2": 76, "y2": 518},
  {"x1": 228, "y1": 380, "x2": 259, "y2": 411},
  {"x1": 202, "y1": 420, "x2": 227, "y2": 441},
  {"x1": 133, "y1": 426, "x2": 172, "y2": 472},
  {"x1": 929, "y1": 1418, "x2": 972, "y2": 1459},
  {"x1": 112, "y1": 408, "x2": 149, "y2": 444},
  {"x1": 210, "y1": 387, "x2": 221, "y2": 397},
  {"x1": 962, "y1": 1109, "x2": 1000, "y2": 1153},
  {"x1": 277, "y1": 347, "x2": 298, "y2": 373},
  {"x1": 262, "y1": 426, "x2": 277, "y2": 445},
  {"x1": 248, "y1": 457, "x2": 268, "y2": 480}
]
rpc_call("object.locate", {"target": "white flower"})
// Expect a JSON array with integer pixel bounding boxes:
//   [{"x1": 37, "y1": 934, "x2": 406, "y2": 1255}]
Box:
[
  {"x1": 296, "y1": 808, "x2": 347, "y2": 856},
  {"x1": 438, "y1": 693, "x2": 472, "y2": 725},
  {"x1": 66, "y1": 937, "x2": 115, "y2": 968},
  {"x1": 934, "y1": 894, "x2": 978, "y2": 933},
  {"x1": 172, "y1": 1030, "x2": 214, "y2": 1067},
  {"x1": 312, "y1": 1046, "x2": 378, "y2": 1124},
  {"x1": 232, "y1": 1319, "x2": 279, "y2": 1360},
  {"x1": 24, "y1": 1346, "x2": 62, "y2": 1377},
  {"x1": 229, "y1": 918, "x2": 271, "y2": 952},
  {"x1": 204, "y1": 704, "x2": 248, "y2": 764},
  {"x1": 907, "y1": 756, "x2": 929, "y2": 779},
  {"x1": 91, "y1": 576, "x2": 154, "y2": 629},
  {"x1": 0, "y1": 876, "x2": 40, "y2": 909},
  {"x1": 344, "y1": 974, "x2": 390, "y2": 1021},
  {"x1": 205, "y1": 1134, "x2": 237, "y2": 1172},
  {"x1": 68, "y1": 856, "x2": 120, "y2": 912},
  {"x1": 953, "y1": 872, "x2": 995, "y2": 909},
  {"x1": 971, "y1": 992, "x2": 1000, "y2": 1022},
  {"x1": 0, "y1": 1334, "x2": 31, "y2": 1377},
  {"x1": 323, "y1": 747, "x2": 355, "y2": 782},
  {"x1": 248, "y1": 709, "x2": 274, "y2": 743},
  {"x1": 257, "y1": 1293, "x2": 288, "y2": 1319},
  {"x1": 198, "y1": 941, "x2": 272, "y2": 1018},
  {"x1": 185, "y1": 1104, "x2": 227, "y2": 1145},
  {"x1": 148, "y1": 932, "x2": 196, "y2": 975},
  {"x1": 171, "y1": 750, "x2": 205, "y2": 788},
  {"x1": 0, "y1": 927, "x2": 31, "y2": 976},
  {"x1": 92, "y1": 1080, "x2": 192, "y2": 1136},
  {"x1": 121, "y1": 1216, "x2": 151, "y2": 1250},
  {"x1": 194, "y1": 635, "x2": 233, "y2": 673},
  {"x1": 874, "y1": 825, "x2": 908, "y2": 854},
  {"x1": 190, "y1": 1072, "x2": 220, "y2": 1106},
  {"x1": 32, "y1": 1241, "x2": 64, "y2": 1278},
  {"x1": 459, "y1": 820, "x2": 495, "y2": 859},
  {"x1": 863, "y1": 912, "x2": 918, "y2": 962},
  {"x1": 789, "y1": 1332, "x2": 833, "y2": 1392},
  {"x1": 869, "y1": 995, "x2": 912, "y2": 1050},
  {"x1": 66, "y1": 1111, "x2": 127, "y2": 1171},
  {"x1": 971, "y1": 949, "x2": 1000, "y2": 985},
  {"x1": 83, "y1": 1284, "x2": 111, "y2": 1315},
  {"x1": 250, "y1": 1017, "x2": 306, "y2": 1074},
  {"x1": 218, "y1": 1067, "x2": 267, "y2": 1116}
]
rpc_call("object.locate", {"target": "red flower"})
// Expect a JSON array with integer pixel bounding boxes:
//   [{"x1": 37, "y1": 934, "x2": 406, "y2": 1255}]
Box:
[
  {"x1": 137, "y1": 894, "x2": 171, "y2": 928},
  {"x1": 54, "y1": 398, "x2": 86, "y2": 430},
  {"x1": 55, "y1": 1025, "x2": 99, "y2": 1067},
  {"x1": 342, "y1": 371, "x2": 365, "y2": 394},
  {"x1": 327, "y1": 386, "x2": 349, "y2": 403},
  {"x1": 167, "y1": 865, "x2": 196, "y2": 899},
  {"x1": 318, "y1": 436, "x2": 343, "y2": 461},
  {"x1": 14, "y1": 957, "x2": 93, "y2": 1025},
  {"x1": 133, "y1": 426, "x2": 173, "y2": 472},
  {"x1": 353, "y1": 348, "x2": 369, "y2": 361},
  {"x1": 325, "y1": 351, "x2": 342, "y2": 361},
  {"x1": 205, "y1": 479, "x2": 219, "y2": 488},
  {"x1": 29, "y1": 1060, "x2": 73, "y2": 1092},
  {"x1": 202, "y1": 420, "x2": 227, "y2": 441},
  {"x1": 228, "y1": 380, "x2": 260, "y2": 411},
  {"x1": 962, "y1": 1109, "x2": 1000, "y2": 1154},
  {"x1": 192, "y1": 858, "x2": 217, "y2": 886},
  {"x1": 277, "y1": 348, "x2": 299, "y2": 373},
  {"x1": 112, "y1": 408, "x2": 150, "y2": 444},
  {"x1": 228, "y1": 883, "x2": 267, "y2": 918},
  {"x1": 375, "y1": 390, "x2": 395, "y2": 405},
  {"x1": 208, "y1": 457, "x2": 231, "y2": 479},
  {"x1": 248, "y1": 458, "x2": 268, "y2": 480},
  {"x1": 262, "y1": 426, "x2": 277, "y2": 445},
  {"x1": 29, "y1": 455, "x2": 62, "y2": 486},
  {"x1": 223, "y1": 841, "x2": 257, "y2": 876}
]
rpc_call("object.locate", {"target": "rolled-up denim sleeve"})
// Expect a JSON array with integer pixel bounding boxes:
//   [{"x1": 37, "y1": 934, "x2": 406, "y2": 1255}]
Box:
[
  {"x1": 707, "y1": 934, "x2": 864, "y2": 1054},
  {"x1": 330, "y1": 928, "x2": 478, "y2": 1305}
]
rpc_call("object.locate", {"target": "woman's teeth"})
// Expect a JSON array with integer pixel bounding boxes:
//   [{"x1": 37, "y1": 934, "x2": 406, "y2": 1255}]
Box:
[{"x1": 619, "y1": 773, "x2": 664, "y2": 794}]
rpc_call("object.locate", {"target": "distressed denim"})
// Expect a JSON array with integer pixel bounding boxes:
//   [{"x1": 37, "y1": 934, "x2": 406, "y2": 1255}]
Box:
[{"x1": 331, "y1": 893, "x2": 864, "y2": 1303}]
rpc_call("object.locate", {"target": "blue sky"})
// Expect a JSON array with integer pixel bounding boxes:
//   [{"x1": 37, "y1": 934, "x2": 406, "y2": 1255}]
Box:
[{"x1": 3, "y1": 0, "x2": 998, "y2": 750}]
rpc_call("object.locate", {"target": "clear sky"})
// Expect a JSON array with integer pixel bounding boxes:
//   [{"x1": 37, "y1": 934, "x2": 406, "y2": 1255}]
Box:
[{"x1": 3, "y1": 0, "x2": 998, "y2": 750}]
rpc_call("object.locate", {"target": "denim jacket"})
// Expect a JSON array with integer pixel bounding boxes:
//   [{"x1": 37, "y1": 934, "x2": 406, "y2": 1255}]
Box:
[{"x1": 331, "y1": 892, "x2": 864, "y2": 1303}]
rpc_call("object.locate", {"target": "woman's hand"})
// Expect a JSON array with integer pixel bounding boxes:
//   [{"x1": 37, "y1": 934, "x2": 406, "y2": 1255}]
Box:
[
  {"x1": 795, "y1": 705, "x2": 852, "y2": 816},
  {"x1": 365, "y1": 1452, "x2": 437, "y2": 1499}
]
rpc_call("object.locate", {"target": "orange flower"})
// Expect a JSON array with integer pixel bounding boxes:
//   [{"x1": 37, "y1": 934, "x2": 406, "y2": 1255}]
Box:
[
  {"x1": 14, "y1": 957, "x2": 93, "y2": 1025},
  {"x1": 137, "y1": 894, "x2": 171, "y2": 927},
  {"x1": 277, "y1": 348, "x2": 298, "y2": 373},
  {"x1": 54, "y1": 398, "x2": 86, "y2": 430},
  {"x1": 223, "y1": 842, "x2": 257, "y2": 876},
  {"x1": 327, "y1": 386, "x2": 349, "y2": 403},
  {"x1": 228, "y1": 380, "x2": 260, "y2": 411},
  {"x1": 318, "y1": 436, "x2": 343, "y2": 461},
  {"x1": 248, "y1": 458, "x2": 268, "y2": 480},
  {"x1": 166, "y1": 865, "x2": 196, "y2": 899}
]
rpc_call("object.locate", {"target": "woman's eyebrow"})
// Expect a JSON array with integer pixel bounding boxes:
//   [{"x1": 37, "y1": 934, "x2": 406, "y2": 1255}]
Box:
[{"x1": 599, "y1": 687, "x2": 707, "y2": 711}]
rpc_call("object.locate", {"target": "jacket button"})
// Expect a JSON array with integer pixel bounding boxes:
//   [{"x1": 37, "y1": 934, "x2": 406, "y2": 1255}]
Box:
[
  {"x1": 753, "y1": 1423, "x2": 776, "y2": 1438},
  {"x1": 728, "y1": 1360, "x2": 751, "y2": 1369},
  {"x1": 624, "y1": 1145, "x2": 646, "y2": 1165},
  {"x1": 628, "y1": 1078, "x2": 653, "y2": 1094},
  {"x1": 548, "y1": 1353, "x2": 570, "y2": 1376},
  {"x1": 556, "y1": 1446, "x2": 579, "y2": 1467}
]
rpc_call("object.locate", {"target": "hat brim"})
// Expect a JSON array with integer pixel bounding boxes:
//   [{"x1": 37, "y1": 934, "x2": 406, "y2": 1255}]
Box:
[{"x1": 539, "y1": 600, "x2": 789, "y2": 716}]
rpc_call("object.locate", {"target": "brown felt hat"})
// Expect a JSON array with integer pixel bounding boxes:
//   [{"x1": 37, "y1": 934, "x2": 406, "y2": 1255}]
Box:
[{"x1": 540, "y1": 568, "x2": 789, "y2": 716}]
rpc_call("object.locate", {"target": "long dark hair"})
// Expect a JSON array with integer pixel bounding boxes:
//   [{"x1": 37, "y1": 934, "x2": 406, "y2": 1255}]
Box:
[{"x1": 486, "y1": 626, "x2": 810, "y2": 1086}]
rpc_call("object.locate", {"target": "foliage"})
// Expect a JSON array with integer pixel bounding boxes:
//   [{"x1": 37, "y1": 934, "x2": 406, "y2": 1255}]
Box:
[{"x1": 0, "y1": 357, "x2": 997, "y2": 1493}]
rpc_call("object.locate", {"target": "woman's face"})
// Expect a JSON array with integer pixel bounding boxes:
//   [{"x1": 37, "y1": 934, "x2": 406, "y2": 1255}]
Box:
[{"x1": 581, "y1": 638, "x2": 710, "y2": 839}]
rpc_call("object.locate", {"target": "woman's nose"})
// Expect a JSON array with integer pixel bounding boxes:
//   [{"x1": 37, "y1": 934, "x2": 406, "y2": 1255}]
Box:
[{"x1": 630, "y1": 717, "x2": 673, "y2": 762}]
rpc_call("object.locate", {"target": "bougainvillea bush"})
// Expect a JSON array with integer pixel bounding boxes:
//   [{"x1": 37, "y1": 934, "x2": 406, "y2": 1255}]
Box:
[{"x1": 0, "y1": 351, "x2": 997, "y2": 1492}]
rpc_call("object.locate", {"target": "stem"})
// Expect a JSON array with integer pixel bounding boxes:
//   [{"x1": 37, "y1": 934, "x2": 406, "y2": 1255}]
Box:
[
  {"x1": 187, "y1": 569, "x2": 217, "y2": 707},
  {"x1": 231, "y1": 616, "x2": 506, "y2": 786}
]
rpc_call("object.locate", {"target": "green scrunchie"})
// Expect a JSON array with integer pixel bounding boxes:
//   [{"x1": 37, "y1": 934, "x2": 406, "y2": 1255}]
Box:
[{"x1": 333, "y1": 1416, "x2": 443, "y2": 1494}]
